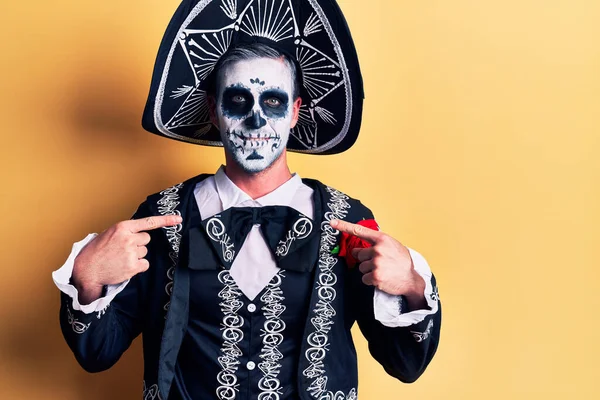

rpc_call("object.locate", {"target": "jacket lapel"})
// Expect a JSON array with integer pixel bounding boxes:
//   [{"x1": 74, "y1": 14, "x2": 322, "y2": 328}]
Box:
[
  {"x1": 297, "y1": 179, "x2": 354, "y2": 399},
  {"x1": 156, "y1": 174, "x2": 210, "y2": 400}
]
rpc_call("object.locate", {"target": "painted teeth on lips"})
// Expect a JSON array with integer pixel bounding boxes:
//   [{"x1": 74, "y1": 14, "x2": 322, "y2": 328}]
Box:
[{"x1": 234, "y1": 132, "x2": 278, "y2": 140}]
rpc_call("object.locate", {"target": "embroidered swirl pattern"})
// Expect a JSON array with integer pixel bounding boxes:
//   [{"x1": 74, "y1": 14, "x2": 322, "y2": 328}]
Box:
[
  {"x1": 216, "y1": 270, "x2": 245, "y2": 400},
  {"x1": 275, "y1": 216, "x2": 313, "y2": 257},
  {"x1": 257, "y1": 271, "x2": 287, "y2": 400},
  {"x1": 411, "y1": 319, "x2": 434, "y2": 343},
  {"x1": 430, "y1": 285, "x2": 440, "y2": 302},
  {"x1": 157, "y1": 183, "x2": 184, "y2": 315},
  {"x1": 206, "y1": 216, "x2": 235, "y2": 262},
  {"x1": 65, "y1": 295, "x2": 109, "y2": 334},
  {"x1": 66, "y1": 303, "x2": 91, "y2": 334},
  {"x1": 139, "y1": 182, "x2": 184, "y2": 399},
  {"x1": 303, "y1": 186, "x2": 356, "y2": 399},
  {"x1": 143, "y1": 381, "x2": 162, "y2": 400}
]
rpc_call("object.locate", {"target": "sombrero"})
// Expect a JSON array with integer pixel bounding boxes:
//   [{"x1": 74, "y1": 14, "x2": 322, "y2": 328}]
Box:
[{"x1": 142, "y1": 0, "x2": 363, "y2": 154}]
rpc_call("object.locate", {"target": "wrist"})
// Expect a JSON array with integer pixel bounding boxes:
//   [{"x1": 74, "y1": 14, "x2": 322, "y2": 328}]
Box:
[
  {"x1": 404, "y1": 271, "x2": 428, "y2": 311},
  {"x1": 72, "y1": 257, "x2": 103, "y2": 293},
  {"x1": 71, "y1": 275, "x2": 104, "y2": 306}
]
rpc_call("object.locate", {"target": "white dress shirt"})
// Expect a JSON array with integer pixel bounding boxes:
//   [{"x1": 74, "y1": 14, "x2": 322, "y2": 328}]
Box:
[{"x1": 52, "y1": 167, "x2": 438, "y2": 327}]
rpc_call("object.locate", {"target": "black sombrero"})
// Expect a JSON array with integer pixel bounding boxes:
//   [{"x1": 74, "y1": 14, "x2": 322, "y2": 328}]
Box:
[{"x1": 142, "y1": 0, "x2": 364, "y2": 155}]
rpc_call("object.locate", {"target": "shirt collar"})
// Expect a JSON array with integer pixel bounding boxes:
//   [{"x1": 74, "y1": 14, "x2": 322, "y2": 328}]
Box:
[{"x1": 214, "y1": 165, "x2": 304, "y2": 210}]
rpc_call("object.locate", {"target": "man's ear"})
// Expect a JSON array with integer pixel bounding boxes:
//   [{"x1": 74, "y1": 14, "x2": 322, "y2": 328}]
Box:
[
  {"x1": 289, "y1": 97, "x2": 303, "y2": 129},
  {"x1": 208, "y1": 95, "x2": 218, "y2": 126}
]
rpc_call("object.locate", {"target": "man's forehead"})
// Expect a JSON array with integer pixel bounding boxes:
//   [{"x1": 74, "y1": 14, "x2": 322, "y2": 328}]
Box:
[{"x1": 219, "y1": 57, "x2": 294, "y2": 87}]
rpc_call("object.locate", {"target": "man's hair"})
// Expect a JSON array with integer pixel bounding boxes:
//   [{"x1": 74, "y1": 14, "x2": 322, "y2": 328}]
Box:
[{"x1": 208, "y1": 42, "x2": 302, "y2": 100}]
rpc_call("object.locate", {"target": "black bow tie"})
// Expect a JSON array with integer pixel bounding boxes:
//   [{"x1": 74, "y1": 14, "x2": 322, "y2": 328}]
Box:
[{"x1": 187, "y1": 205, "x2": 320, "y2": 273}]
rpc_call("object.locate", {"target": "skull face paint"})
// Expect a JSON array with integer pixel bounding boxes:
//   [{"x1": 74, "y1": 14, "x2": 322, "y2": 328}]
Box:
[{"x1": 215, "y1": 57, "x2": 297, "y2": 173}]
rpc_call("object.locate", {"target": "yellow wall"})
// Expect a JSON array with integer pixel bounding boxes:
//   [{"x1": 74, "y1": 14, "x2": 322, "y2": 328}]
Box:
[{"x1": 1, "y1": 0, "x2": 598, "y2": 398}]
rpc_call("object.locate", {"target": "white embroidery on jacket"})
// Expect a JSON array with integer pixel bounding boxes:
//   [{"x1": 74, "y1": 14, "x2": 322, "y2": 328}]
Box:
[
  {"x1": 258, "y1": 270, "x2": 287, "y2": 400},
  {"x1": 206, "y1": 216, "x2": 235, "y2": 263},
  {"x1": 66, "y1": 303, "x2": 91, "y2": 334},
  {"x1": 143, "y1": 380, "x2": 162, "y2": 400},
  {"x1": 157, "y1": 182, "x2": 184, "y2": 316},
  {"x1": 216, "y1": 270, "x2": 245, "y2": 400},
  {"x1": 303, "y1": 186, "x2": 357, "y2": 399},
  {"x1": 275, "y1": 216, "x2": 313, "y2": 257},
  {"x1": 411, "y1": 319, "x2": 434, "y2": 343}
]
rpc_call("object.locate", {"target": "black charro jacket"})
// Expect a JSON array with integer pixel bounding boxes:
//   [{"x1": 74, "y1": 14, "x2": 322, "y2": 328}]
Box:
[{"x1": 60, "y1": 174, "x2": 441, "y2": 399}]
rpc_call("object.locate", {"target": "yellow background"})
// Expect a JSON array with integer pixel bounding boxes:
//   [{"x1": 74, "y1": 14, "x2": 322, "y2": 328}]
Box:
[{"x1": 1, "y1": 0, "x2": 598, "y2": 398}]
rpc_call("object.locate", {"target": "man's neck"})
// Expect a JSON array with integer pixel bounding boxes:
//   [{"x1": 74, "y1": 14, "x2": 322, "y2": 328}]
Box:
[{"x1": 223, "y1": 151, "x2": 293, "y2": 200}]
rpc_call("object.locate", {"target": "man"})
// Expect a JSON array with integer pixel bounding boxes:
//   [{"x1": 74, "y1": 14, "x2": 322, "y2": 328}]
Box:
[{"x1": 54, "y1": 1, "x2": 441, "y2": 399}]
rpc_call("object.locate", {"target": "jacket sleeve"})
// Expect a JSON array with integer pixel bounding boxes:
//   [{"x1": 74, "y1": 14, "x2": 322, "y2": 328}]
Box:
[
  {"x1": 346, "y1": 208, "x2": 442, "y2": 383},
  {"x1": 53, "y1": 233, "x2": 132, "y2": 314},
  {"x1": 59, "y1": 201, "x2": 156, "y2": 373},
  {"x1": 372, "y1": 248, "x2": 440, "y2": 327},
  {"x1": 350, "y1": 268, "x2": 441, "y2": 383}
]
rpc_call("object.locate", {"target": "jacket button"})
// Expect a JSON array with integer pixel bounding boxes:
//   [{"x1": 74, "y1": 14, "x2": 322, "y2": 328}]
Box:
[
  {"x1": 247, "y1": 303, "x2": 257, "y2": 312},
  {"x1": 246, "y1": 361, "x2": 256, "y2": 370}
]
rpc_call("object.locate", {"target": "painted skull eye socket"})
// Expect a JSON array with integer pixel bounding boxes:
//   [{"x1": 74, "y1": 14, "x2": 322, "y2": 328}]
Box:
[
  {"x1": 231, "y1": 95, "x2": 247, "y2": 104},
  {"x1": 263, "y1": 97, "x2": 282, "y2": 108},
  {"x1": 221, "y1": 86, "x2": 254, "y2": 119},
  {"x1": 259, "y1": 89, "x2": 289, "y2": 119}
]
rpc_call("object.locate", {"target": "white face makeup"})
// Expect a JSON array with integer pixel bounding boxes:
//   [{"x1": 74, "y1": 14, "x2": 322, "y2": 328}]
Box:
[{"x1": 215, "y1": 57, "x2": 297, "y2": 173}]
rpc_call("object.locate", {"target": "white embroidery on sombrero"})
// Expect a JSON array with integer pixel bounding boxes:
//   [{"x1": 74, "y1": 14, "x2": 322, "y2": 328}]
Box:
[
  {"x1": 303, "y1": 12, "x2": 323, "y2": 37},
  {"x1": 170, "y1": 85, "x2": 194, "y2": 99},
  {"x1": 314, "y1": 106, "x2": 336, "y2": 125},
  {"x1": 293, "y1": 105, "x2": 318, "y2": 147},
  {"x1": 240, "y1": 0, "x2": 296, "y2": 42},
  {"x1": 193, "y1": 124, "x2": 213, "y2": 138},
  {"x1": 293, "y1": 0, "x2": 354, "y2": 153},
  {"x1": 295, "y1": 44, "x2": 341, "y2": 99},
  {"x1": 153, "y1": 0, "x2": 353, "y2": 153},
  {"x1": 186, "y1": 30, "x2": 234, "y2": 81},
  {"x1": 288, "y1": 41, "x2": 343, "y2": 147},
  {"x1": 221, "y1": 0, "x2": 238, "y2": 20},
  {"x1": 166, "y1": 88, "x2": 210, "y2": 129}
]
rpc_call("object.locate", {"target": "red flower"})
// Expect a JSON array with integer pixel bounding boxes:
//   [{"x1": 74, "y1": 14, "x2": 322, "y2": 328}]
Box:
[{"x1": 337, "y1": 219, "x2": 379, "y2": 268}]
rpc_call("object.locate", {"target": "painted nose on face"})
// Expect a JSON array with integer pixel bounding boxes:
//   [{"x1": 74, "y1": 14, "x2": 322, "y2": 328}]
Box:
[{"x1": 244, "y1": 110, "x2": 267, "y2": 129}]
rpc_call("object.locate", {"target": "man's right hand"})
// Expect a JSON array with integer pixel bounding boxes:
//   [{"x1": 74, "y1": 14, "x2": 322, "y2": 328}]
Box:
[{"x1": 72, "y1": 215, "x2": 182, "y2": 305}]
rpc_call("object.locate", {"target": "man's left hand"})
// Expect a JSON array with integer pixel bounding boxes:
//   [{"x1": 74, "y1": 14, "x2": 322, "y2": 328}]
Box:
[{"x1": 330, "y1": 219, "x2": 428, "y2": 311}]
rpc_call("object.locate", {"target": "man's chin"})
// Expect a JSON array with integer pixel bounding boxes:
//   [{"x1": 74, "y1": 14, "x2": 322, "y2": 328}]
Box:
[
  {"x1": 230, "y1": 153, "x2": 270, "y2": 174},
  {"x1": 230, "y1": 149, "x2": 286, "y2": 174},
  {"x1": 245, "y1": 150, "x2": 265, "y2": 161}
]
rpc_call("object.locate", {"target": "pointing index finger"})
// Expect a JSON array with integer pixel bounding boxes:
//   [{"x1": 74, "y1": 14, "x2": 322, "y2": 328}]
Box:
[
  {"x1": 128, "y1": 215, "x2": 182, "y2": 233},
  {"x1": 329, "y1": 219, "x2": 381, "y2": 244}
]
